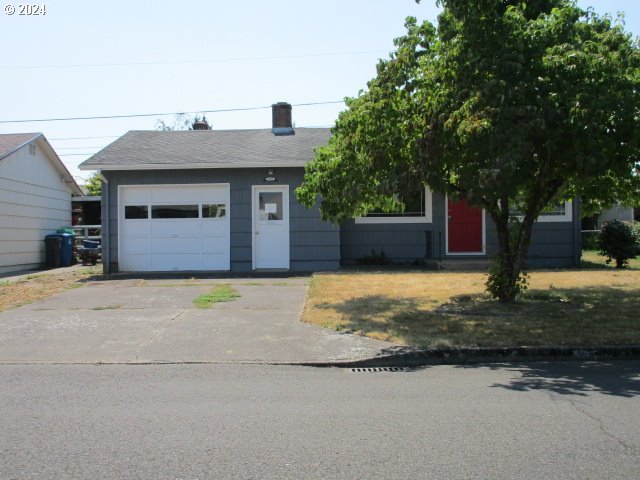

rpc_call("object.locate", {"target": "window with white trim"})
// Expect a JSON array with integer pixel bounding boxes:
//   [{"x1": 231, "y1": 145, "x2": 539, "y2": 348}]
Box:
[
  {"x1": 355, "y1": 186, "x2": 433, "y2": 224},
  {"x1": 510, "y1": 200, "x2": 573, "y2": 222}
]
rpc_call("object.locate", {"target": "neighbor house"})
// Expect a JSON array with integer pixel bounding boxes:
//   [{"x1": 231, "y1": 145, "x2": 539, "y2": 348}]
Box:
[
  {"x1": 0, "y1": 133, "x2": 82, "y2": 274},
  {"x1": 79, "y1": 103, "x2": 580, "y2": 274}
]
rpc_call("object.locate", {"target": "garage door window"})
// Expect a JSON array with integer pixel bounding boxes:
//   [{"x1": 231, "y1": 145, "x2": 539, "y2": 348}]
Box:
[
  {"x1": 151, "y1": 205, "x2": 199, "y2": 219},
  {"x1": 125, "y1": 205, "x2": 149, "y2": 219},
  {"x1": 202, "y1": 204, "x2": 226, "y2": 218}
]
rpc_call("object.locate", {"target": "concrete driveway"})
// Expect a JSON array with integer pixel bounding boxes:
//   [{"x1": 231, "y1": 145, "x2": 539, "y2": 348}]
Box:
[{"x1": 0, "y1": 277, "x2": 394, "y2": 364}]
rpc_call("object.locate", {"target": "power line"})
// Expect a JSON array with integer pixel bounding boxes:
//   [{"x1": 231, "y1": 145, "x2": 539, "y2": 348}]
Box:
[
  {"x1": 58, "y1": 153, "x2": 97, "y2": 156},
  {"x1": 1, "y1": 51, "x2": 387, "y2": 71},
  {"x1": 51, "y1": 135, "x2": 120, "y2": 140},
  {"x1": 55, "y1": 146, "x2": 102, "y2": 150},
  {"x1": 0, "y1": 100, "x2": 345, "y2": 124}
]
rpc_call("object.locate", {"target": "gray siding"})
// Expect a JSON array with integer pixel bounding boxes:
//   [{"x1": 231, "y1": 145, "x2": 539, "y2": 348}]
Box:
[
  {"x1": 103, "y1": 168, "x2": 339, "y2": 273},
  {"x1": 341, "y1": 193, "x2": 580, "y2": 267},
  {"x1": 340, "y1": 192, "x2": 446, "y2": 264},
  {"x1": 484, "y1": 199, "x2": 581, "y2": 268},
  {"x1": 103, "y1": 170, "x2": 579, "y2": 272}
]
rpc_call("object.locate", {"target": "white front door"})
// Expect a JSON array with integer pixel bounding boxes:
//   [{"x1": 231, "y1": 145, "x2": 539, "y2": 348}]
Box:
[{"x1": 252, "y1": 185, "x2": 289, "y2": 269}]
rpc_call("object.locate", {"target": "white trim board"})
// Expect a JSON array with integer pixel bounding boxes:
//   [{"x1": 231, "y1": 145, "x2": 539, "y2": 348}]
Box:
[{"x1": 82, "y1": 162, "x2": 307, "y2": 171}]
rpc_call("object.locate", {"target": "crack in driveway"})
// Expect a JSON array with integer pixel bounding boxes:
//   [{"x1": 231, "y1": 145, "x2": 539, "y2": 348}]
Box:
[{"x1": 134, "y1": 310, "x2": 186, "y2": 360}]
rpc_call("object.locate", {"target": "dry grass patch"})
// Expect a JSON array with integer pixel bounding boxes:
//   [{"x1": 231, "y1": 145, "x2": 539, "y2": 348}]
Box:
[
  {"x1": 0, "y1": 267, "x2": 102, "y2": 312},
  {"x1": 302, "y1": 269, "x2": 640, "y2": 348}
]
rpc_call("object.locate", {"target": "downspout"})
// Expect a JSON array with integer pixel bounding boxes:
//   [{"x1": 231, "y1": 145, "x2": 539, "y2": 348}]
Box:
[
  {"x1": 98, "y1": 170, "x2": 110, "y2": 274},
  {"x1": 574, "y1": 197, "x2": 581, "y2": 267}
]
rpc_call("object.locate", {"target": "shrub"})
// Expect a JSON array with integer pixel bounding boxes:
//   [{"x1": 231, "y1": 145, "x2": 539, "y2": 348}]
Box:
[
  {"x1": 356, "y1": 249, "x2": 387, "y2": 265},
  {"x1": 598, "y1": 220, "x2": 639, "y2": 268}
]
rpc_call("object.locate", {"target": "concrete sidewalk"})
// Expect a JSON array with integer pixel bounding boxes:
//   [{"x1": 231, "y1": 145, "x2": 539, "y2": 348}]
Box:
[{"x1": 0, "y1": 277, "x2": 395, "y2": 364}]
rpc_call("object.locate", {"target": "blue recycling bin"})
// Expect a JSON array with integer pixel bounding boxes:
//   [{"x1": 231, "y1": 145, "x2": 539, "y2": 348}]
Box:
[{"x1": 58, "y1": 232, "x2": 74, "y2": 267}]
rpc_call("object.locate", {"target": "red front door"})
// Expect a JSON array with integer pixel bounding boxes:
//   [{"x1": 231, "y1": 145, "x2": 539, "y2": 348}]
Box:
[{"x1": 447, "y1": 198, "x2": 483, "y2": 253}]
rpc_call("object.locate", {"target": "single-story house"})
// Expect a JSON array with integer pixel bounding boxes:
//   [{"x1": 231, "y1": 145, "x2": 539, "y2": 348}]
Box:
[
  {"x1": 0, "y1": 133, "x2": 83, "y2": 274},
  {"x1": 79, "y1": 103, "x2": 581, "y2": 274}
]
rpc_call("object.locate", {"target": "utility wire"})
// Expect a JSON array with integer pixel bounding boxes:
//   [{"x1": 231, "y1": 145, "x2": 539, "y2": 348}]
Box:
[
  {"x1": 0, "y1": 100, "x2": 345, "y2": 124},
  {"x1": 51, "y1": 135, "x2": 120, "y2": 140},
  {"x1": 1, "y1": 51, "x2": 386, "y2": 70},
  {"x1": 54, "y1": 146, "x2": 103, "y2": 150}
]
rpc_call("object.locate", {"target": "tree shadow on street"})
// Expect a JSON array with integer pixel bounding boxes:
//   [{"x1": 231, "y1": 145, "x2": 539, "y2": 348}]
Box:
[{"x1": 457, "y1": 361, "x2": 640, "y2": 398}]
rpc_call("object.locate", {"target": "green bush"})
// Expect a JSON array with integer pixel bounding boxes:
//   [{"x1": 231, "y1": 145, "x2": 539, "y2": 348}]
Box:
[
  {"x1": 598, "y1": 220, "x2": 639, "y2": 268},
  {"x1": 356, "y1": 249, "x2": 387, "y2": 265}
]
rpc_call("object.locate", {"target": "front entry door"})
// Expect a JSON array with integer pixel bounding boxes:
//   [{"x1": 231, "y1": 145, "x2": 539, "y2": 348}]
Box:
[
  {"x1": 447, "y1": 198, "x2": 484, "y2": 254},
  {"x1": 252, "y1": 185, "x2": 290, "y2": 269}
]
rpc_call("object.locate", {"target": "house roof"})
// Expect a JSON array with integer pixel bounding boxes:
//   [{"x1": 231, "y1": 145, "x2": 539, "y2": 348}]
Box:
[
  {"x1": 0, "y1": 132, "x2": 83, "y2": 195},
  {"x1": 0, "y1": 133, "x2": 40, "y2": 160},
  {"x1": 78, "y1": 128, "x2": 332, "y2": 171}
]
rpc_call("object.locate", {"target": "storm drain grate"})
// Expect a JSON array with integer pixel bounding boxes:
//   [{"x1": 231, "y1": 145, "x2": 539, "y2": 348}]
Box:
[{"x1": 350, "y1": 367, "x2": 410, "y2": 373}]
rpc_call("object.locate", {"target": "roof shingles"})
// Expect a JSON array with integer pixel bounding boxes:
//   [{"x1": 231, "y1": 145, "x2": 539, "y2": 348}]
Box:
[
  {"x1": 0, "y1": 133, "x2": 40, "y2": 160},
  {"x1": 79, "y1": 128, "x2": 331, "y2": 170}
]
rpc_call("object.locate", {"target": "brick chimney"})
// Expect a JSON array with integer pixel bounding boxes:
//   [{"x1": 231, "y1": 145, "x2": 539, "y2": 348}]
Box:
[{"x1": 272, "y1": 102, "x2": 294, "y2": 135}]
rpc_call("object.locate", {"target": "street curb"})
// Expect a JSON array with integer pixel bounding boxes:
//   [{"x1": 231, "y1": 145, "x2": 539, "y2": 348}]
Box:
[{"x1": 299, "y1": 346, "x2": 640, "y2": 368}]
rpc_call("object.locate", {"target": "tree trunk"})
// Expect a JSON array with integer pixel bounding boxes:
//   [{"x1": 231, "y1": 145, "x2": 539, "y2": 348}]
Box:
[{"x1": 489, "y1": 208, "x2": 536, "y2": 303}]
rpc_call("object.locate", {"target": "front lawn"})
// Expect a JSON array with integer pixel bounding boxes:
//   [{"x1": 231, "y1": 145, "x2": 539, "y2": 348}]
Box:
[
  {"x1": 580, "y1": 249, "x2": 640, "y2": 269},
  {"x1": 302, "y1": 269, "x2": 640, "y2": 348},
  {"x1": 0, "y1": 266, "x2": 102, "y2": 312}
]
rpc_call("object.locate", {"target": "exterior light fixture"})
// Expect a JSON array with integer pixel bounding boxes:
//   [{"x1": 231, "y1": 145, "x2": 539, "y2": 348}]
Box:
[{"x1": 264, "y1": 168, "x2": 277, "y2": 182}]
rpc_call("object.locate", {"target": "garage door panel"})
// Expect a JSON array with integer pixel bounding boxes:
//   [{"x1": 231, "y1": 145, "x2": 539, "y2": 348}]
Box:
[
  {"x1": 151, "y1": 236, "x2": 201, "y2": 254},
  {"x1": 151, "y1": 187, "x2": 200, "y2": 203},
  {"x1": 120, "y1": 185, "x2": 230, "y2": 272},
  {"x1": 122, "y1": 254, "x2": 150, "y2": 271},
  {"x1": 202, "y1": 236, "x2": 228, "y2": 254},
  {"x1": 151, "y1": 221, "x2": 200, "y2": 237},
  {"x1": 201, "y1": 190, "x2": 228, "y2": 203},
  {"x1": 123, "y1": 237, "x2": 150, "y2": 255},
  {"x1": 151, "y1": 253, "x2": 203, "y2": 271},
  {"x1": 203, "y1": 254, "x2": 228, "y2": 269},
  {"x1": 122, "y1": 189, "x2": 150, "y2": 204},
  {"x1": 122, "y1": 221, "x2": 150, "y2": 237},
  {"x1": 202, "y1": 220, "x2": 227, "y2": 235}
]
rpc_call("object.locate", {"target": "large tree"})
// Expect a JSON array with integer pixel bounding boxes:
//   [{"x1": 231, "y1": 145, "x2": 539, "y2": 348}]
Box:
[{"x1": 297, "y1": 0, "x2": 640, "y2": 302}]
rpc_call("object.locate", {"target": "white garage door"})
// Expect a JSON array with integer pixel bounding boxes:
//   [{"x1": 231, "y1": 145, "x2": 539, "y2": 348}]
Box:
[{"x1": 119, "y1": 184, "x2": 230, "y2": 272}]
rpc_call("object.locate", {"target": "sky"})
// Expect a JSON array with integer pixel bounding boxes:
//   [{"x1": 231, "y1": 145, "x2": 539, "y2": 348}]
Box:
[{"x1": 1, "y1": 0, "x2": 639, "y2": 184}]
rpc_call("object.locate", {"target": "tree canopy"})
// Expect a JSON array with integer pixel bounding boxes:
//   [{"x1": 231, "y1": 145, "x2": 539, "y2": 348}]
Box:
[
  {"x1": 156, "y1": 114, "x2": 212, "y2": 131},
  {"x1": 85, "y1": 172, "x2": 102, "y2": 196},
  {"x1": 297, "y1": 0, "x2": 640, "y2": 301}
]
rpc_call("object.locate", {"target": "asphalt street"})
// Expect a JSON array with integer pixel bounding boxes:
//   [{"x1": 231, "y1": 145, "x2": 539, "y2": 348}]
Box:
[{"x1": 1, "y1": 361, "x2": 639, "y2": 479}]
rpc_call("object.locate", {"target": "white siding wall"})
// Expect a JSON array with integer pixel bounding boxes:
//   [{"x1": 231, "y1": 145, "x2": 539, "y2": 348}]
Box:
[{"x1": 0, "y1": 141, "x2": 72, "y2": 273}]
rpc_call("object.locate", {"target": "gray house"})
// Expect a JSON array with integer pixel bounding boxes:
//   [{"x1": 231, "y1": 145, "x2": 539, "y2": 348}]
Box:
[{"x1": 79, "y1": 103, "x2": 580, "y2": 274}]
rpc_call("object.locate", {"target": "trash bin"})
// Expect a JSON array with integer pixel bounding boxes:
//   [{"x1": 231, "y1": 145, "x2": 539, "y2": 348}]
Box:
[
  {"x1": 82, "y1": 239, "x2": 100, "y2": 249},
  {"x1": 59, "y1": 232, "x2": 74, "y2": 267},
  {"x1": 45, "y1": 235, "x2": 62, "y2": 268}
]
